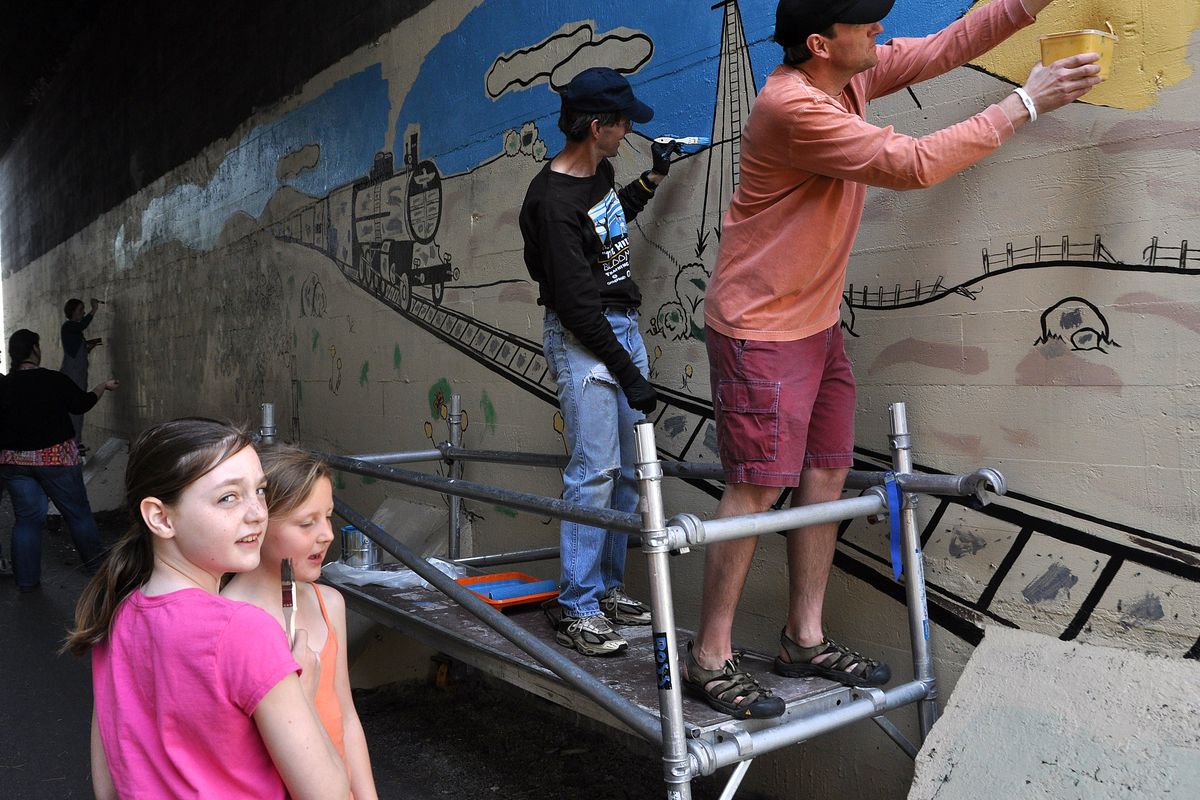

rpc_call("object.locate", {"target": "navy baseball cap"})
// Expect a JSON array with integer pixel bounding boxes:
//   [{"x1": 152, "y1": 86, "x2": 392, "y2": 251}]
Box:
[
  {"x1": 559, "y1": 67, "x2": 654, "y2": 123},
  {"x1": 775, "y1": 0, "x2": 896, "y2": 47}
]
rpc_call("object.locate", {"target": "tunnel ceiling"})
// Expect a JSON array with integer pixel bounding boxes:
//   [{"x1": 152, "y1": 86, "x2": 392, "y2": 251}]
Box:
[
  {"x1": 0, "y1": 0, "x2": 438, "y2": 274},
  {"x1": 0, "y1": 0, "x2": 102, "y2": 159}
]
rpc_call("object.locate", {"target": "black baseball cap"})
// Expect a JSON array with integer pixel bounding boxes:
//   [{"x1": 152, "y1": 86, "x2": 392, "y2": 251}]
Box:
[
  {"x1": 559, "y1": 67, "x2": 654, "y2": 123},
  {"x1": 775, "y1": 0, "x2": 896, "y2": 47}
]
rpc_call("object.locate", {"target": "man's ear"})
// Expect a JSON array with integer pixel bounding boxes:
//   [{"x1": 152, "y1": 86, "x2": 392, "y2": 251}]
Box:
[
  {"x1": 806, "y1": 31, "x2": 832, "y2": 61},
  {"x1": 589, "y1": 117, "x2": 602, "y2": 140},
  {"x1": 141, "y1": 497, "x2": 175, "y2": 540}
]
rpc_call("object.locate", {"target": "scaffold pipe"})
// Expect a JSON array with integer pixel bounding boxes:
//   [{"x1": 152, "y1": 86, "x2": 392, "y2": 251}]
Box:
[
  {"x1": 454, "y1": 546, "x2": 563, "y2": 568},
  {"x1": 634, "y1": 422, "x2": 693, "y2": 798},
  {"x1": 436, "y1": 445, "x2": 725, "y2": 482},
  {"x1": 890, "y1": 403, "x2": 940, "y2": 737},
  {"x1": 333, "y1": 498, "x2": 664, "y2": 746},
  {"x1": 447, "y1": 394, "x2": 464, "y2": 560},
  {"x1": 847, "y1": 467, "x2": 1007, "y2": 505},
  {"x1": 336, "y1": 446, "x2": 1005, "y2": 505},
  {"x1": 666, "y1": 492, "x2": 887, "y2": 549},
  {"x1": 687, "y1": 680, "x2": 929, "y2": 775},
  {"x1": 320, "y1": 453, "x2": 643, "y2": 533},
  {"x1": 344, "y1": 449, "x2": 444, "y2": 465}
]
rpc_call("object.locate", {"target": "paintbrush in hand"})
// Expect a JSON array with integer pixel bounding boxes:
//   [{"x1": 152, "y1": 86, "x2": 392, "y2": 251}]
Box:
[{"x1": 281, "y1": 558, "x2": 296, "y2": 646}]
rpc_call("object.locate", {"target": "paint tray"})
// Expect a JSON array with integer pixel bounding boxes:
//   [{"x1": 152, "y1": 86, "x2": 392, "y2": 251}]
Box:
[{"x1": 456, "y1": 572, "x2": 559, "y2": 609}]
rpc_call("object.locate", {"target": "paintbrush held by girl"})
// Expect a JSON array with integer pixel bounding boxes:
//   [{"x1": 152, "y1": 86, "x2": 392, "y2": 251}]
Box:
[
  {"x1": 65, "y1": 418, "x2": 350, "y2": 800},
  {"x1": 223, "y1": 445, "x2": 379, "y2": 800}
]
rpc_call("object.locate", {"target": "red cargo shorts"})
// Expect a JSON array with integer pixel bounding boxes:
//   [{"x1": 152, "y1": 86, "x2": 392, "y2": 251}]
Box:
[{"x1": 706, "y1": 323, "x2": 855, "y2": 487}]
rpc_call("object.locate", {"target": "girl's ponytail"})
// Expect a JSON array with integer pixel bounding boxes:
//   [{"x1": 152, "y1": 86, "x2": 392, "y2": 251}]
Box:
[{"x1": 64, "y1": 525, "x2": 154, "y2": 656}]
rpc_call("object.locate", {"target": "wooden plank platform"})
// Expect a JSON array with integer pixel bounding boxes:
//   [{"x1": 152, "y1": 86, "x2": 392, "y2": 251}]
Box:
[{"x1": 329, "y1": 571, "x2": 853, "y2": 743}]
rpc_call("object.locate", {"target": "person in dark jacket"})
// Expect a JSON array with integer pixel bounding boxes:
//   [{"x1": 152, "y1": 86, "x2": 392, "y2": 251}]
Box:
[
  {"x1": 519, "y1": 67, "x2": 679, "y2": 656},
  {"x1": 60, "y1": 296, "x2": 104, "y2": 451},
  {"x1": 0, "y1": 329, "x2": 118, "y2": 591}
]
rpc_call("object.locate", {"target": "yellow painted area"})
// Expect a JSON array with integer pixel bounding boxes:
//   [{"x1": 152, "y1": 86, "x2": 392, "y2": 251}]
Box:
[{"x1": 968, "y1": 0, "x2": 1200, "y2": 110}]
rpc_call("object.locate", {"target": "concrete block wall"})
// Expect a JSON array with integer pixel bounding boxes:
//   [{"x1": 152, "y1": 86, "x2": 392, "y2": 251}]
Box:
[{"x1": 2, "y1": 1, "x2": 1198, "y2": 797}]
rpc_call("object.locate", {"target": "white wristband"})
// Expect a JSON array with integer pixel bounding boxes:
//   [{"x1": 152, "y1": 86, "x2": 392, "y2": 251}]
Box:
[{"x1": 1013, "y1": 87, "x2": 1037, "y2": 123}]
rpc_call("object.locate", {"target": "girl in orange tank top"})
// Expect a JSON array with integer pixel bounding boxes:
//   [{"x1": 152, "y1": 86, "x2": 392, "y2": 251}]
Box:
[{"x1": 224, "y1": 447, "x2": 379, "y2": 800}]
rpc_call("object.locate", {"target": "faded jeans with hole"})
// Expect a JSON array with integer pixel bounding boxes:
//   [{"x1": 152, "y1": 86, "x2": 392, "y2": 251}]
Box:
[{"x1": 543, "y1": 308, "x2": 649, "y2": 618}]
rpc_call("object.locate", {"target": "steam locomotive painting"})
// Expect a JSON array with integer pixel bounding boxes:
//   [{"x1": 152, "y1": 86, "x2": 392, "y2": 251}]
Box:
[{"x1": 276, "y1": 128, "x2": 457, "y2": 311}]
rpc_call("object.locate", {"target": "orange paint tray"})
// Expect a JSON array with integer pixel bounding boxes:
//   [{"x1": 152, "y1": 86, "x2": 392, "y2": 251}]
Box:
[{"x1": 456, "y1": 571, "x2": 560, "y2": 609}]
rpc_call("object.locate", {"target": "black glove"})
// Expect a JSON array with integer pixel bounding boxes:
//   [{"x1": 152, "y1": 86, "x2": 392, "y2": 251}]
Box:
[
  {"x1": 650, "y1": 140, "x2": 682, "y2": 176},
  {"x1": 622, "y1": 374, "x2": 658, "y2": 415}
]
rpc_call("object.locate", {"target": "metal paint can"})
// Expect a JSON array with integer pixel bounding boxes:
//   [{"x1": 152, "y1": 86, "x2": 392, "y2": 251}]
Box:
[{"x1": 340, "y1": 524, "x2": 381, "y2": 569}]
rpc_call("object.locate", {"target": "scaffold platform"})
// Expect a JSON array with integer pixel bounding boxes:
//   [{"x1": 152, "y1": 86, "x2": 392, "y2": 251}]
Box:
[
  {"x1": 330, "y1": 572, "x2": 853, "y2": 741},
  {"x1": 258, "y1": 395, "x2": 1007, "y2": 799}
]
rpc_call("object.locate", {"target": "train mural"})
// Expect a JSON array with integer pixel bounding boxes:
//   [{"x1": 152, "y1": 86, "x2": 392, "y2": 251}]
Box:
[
  {"x1": 254, "y1": 0, "x2": 1200, "y2": 666},
  {"x1": 276, "y1": 128, "x2": 458, "y2": 312}
]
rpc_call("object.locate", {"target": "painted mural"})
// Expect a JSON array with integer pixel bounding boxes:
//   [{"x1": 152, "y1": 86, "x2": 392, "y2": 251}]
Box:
[
  {"x1": 102, "y1": 0, "x2": 1200, "y2": 700},
  {"x1": 115, "y1": 0, "x2": 1200, "y2": 687},
  {"x1": 241, "y1": 0, "x2": 1200, "y2": 664},
  {"x1": 0, "y1": 0, "x2": 1187, "y2": 794}
]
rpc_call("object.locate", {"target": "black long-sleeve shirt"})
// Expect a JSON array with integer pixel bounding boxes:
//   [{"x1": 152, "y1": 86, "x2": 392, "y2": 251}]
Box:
[
  {"x1": 519, "y1": 158, "x2": 655, "y2": 387},
  {"x1": 0, "y1": 368, "x2": 99, "y2": 451},
  {"x1": 61, "y1": 312, "x2": 95, "y2": 359}
]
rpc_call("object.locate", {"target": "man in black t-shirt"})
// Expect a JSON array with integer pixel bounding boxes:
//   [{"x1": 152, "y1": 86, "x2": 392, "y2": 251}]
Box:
[{"x1": 520, "y1": 68, "x2": 678, "y2": 656}]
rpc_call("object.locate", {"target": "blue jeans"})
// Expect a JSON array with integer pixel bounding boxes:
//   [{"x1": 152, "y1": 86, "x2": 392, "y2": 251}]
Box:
[
  {"x1": 1, "y1": 464, "x2": 104, "y2": 588},
  {"x1": 543, "y1": 308, "x2": 649, "y2": 617}
]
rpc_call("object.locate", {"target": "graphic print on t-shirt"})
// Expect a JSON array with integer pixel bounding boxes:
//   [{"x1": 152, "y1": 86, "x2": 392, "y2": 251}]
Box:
[{"x1": 588, "y1": 189, "x2": 631, "y2": 287}]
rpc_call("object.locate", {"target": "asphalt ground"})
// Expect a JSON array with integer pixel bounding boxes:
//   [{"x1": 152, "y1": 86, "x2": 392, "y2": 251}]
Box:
[{"x1": 0, "y1": 502, "x2": 749, "y2": 799}]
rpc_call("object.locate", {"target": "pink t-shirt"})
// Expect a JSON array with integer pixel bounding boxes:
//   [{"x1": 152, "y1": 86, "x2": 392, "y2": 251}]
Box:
[
  {"x1": 93, "y1": 588, "x2": 300, "y2": 799},
  {"x1": 705, "y1": 0, "x2": 1032, "y2": 341}
]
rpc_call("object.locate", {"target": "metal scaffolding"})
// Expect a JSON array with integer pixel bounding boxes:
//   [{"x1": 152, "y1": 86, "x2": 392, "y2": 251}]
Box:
[{"x1": 262, "y1": 397, "x2": 1006, "y2": 798}]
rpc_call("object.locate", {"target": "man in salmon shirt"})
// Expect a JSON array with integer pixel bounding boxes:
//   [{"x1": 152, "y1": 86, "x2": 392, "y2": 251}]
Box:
[{"x1": 686, "y1": 0, "x2": 1103, "y2": 719}]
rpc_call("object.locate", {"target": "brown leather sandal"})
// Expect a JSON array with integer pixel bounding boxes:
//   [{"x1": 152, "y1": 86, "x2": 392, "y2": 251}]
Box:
[
  {"x1": 773, "y1": 629, "x2": 892, "y2": 688},
  {"x1": 683, "y1": 642, "x2": 785, "y2": 719}
]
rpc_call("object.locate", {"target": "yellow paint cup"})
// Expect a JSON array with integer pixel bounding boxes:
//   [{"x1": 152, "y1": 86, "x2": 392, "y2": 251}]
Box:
[{"x1": 1040, "y1": 29, "x2": 1119, "y2": 79}]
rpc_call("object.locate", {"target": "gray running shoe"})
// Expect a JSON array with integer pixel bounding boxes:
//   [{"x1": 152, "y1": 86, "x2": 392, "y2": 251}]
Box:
[
  {"x1": 544, "y1": 601, "x2": 628, "y2": 656},
  {"x1": 600, "y1": 586, "x2": 652, "y2": 626}
]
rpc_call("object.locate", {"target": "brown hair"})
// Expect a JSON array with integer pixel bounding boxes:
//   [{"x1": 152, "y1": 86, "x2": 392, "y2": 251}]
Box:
[
  {"x1": 259, "y1": 445, "x2": 332, "y2": 519},
  {"x1": 63, "y1": 418, "x2": 255, "y2": 656}
]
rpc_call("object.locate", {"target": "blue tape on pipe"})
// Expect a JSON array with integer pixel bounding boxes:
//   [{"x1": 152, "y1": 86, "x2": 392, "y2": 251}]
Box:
[
  {"x1": 654, "y1": 633, "x2": 672, "y2": 690},
  {"x1": 885, "y1": 474, "x2": 904, "y2": 582}
]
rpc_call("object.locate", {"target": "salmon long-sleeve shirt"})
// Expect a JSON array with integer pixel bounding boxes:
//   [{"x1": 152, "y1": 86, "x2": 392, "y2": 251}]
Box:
[{"x1": 705, "y1": 0, "x2": 1035, "y2": 342}]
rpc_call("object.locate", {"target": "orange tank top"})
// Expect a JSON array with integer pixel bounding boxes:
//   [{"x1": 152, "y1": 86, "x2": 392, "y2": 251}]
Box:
[{"x1": 312, "y1": 585, "x2": 347, "y2": 766}]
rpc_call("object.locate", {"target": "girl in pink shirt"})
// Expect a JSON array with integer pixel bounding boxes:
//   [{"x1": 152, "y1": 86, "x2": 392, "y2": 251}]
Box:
[
  {"x1": 224, "y1": 446, "x2": 379, "y2": 800},
  {"x1": 65, "y1": 418, "x2": 350, "y2": 800}
]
